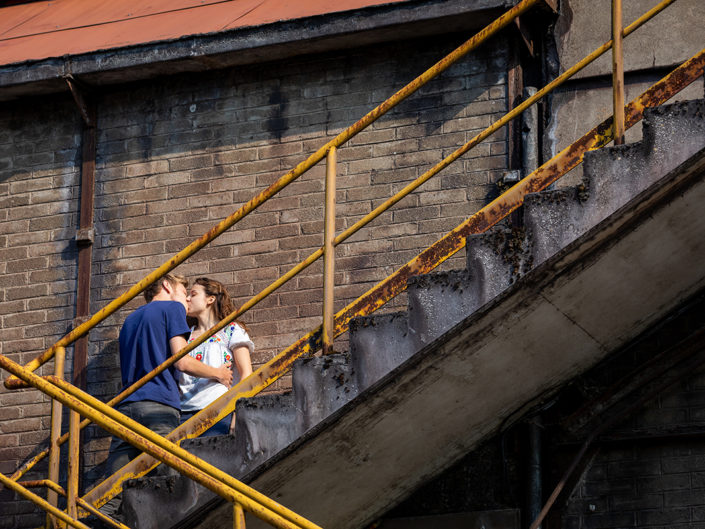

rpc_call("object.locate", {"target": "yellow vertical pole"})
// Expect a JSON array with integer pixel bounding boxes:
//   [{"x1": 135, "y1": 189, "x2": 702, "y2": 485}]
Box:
[
  {"x1": 612, "y1": 0, "x2": 625, "y2": 145},
  {"x1": 234, "y1": 502, "x2": 246, "y2": 529},
  {"x1": 46, "y1": 346, "x2": 66, "y2": 529},
  {"x1": 66, "y1": 408, "x2": 81, "y2": 524},
  {"x1": 322, "y1": 146, "x2": 337, "y2": 355}
]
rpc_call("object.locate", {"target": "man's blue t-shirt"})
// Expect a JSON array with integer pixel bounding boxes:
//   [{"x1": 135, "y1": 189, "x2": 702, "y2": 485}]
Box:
[{"x1": 119, "y1": 301, "x2": 191, "y2": 410}]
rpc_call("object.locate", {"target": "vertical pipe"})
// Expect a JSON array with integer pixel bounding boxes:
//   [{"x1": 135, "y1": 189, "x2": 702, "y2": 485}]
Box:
[
  {"x1": 66, "y1": 409, "x2": 81, "y2": 524},
  {"x1": 46, "y1": 346, "x2": 66, "y2": 529},
  {"x1": 522, "y1": 87, "x2": 539, "y2": 176},
  {"x1": 234, "y1": 502, "x2": 246, "y2": 529},
  {"x1": 612, "y1": 0, "x2": 625, "y2": 145},
  {"x1": 507, "y1": 42, "x2": 524, "y2": 173},
  {"x1": 322, "y1": 146, "x2": 337, "y2": 355},
  {"x1": 73, "y1": 96, "x2": 96, "y2": 496},
  {"x1": 527, "y1": 416, "x2": 542, "y2": 529}
]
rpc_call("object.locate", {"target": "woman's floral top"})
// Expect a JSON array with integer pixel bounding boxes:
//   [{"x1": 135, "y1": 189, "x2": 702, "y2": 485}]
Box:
[{"x1": 178, "y1": 322, "x2": 254, "y2": 412}]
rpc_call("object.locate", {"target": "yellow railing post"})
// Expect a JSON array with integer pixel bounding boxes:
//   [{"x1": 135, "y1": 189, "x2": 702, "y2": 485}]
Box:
[
  {"x1": 47, "y1": 346, "x2": 66, "y2": 529},
  {"x1": 234, "y1": 502, "x2": 246, "y2": 529},
  {"x1": 66, "y1": 409, "x2": 81, "y2": 524},
  {"x1": 322, "y1": 146, "x2": 337, "y2": 356},
  {"x1": 612, "y1": 0, "x2": 625, "y2": 144}
]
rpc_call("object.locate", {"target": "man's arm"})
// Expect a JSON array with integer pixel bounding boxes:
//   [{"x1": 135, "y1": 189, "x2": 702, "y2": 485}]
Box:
[{"x1": 170, "y1": 336, "x2": 233, "y2": 387}]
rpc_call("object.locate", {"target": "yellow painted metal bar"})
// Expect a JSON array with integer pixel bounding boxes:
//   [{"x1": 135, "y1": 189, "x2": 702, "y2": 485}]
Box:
[
  {"x1": 612, "y1": 0, "x2": 625, "y2": 144},
  {"x1": 0, "y1": 474, "x2": 91, "y2": 529},
  {"x1": 234, "y1": 503, "x2": 246, "y2": 529},
  {"x1": 19, "y1": 480, "x2": 105, "y2": 529},
  {"x1": 2, "y1": 363, "x2": 321, "y2": 529},
  {"x1": 1, "y1": 360, "x2": 316, "y2": 529},
  {"x1": 46, "y1": 346, "x2": 66, "y2": 528},
  {"x1": 75, "y1": 496, "x2": 131, "y2": 529},
  {"x1": 66, "y1": 409, "x2": 81, "y2": 523},
  {"x1": 5, "y1": 0, "x2": 543, "y2": 391},
  {"x1": 322, "y1": 146, "x2": 337, "y2": 356}
]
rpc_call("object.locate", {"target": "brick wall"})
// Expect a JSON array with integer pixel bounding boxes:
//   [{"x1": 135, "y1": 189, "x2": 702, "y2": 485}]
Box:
[
  {"x1": 558, "y1": 366, "x2": 705, "y2": 529},
  {"x1": 0, "y1": 33, "x2": 508, "y2": 526},
  {"x1": 0, "y1": 96, "x2": 83, "y2": 527}
]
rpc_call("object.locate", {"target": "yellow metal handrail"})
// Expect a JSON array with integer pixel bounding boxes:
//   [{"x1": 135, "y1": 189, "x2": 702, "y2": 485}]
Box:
[
  {"x1": 81, "y1": 0, "x2": 698, "y2": 512},
  {"x1": 4, "y1": 0, "x2": 545, "y2": 391},
  {"x1": 3, "y1": 0, "x2": 702, "y2": 527},
  {"x1": 10, "y1": 0, "x2": 550, "y2": 485}
]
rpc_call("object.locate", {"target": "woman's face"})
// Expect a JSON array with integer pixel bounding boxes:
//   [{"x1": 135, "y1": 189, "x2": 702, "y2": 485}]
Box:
[{"x1": 186, "y1": 284, "x2": 214, "y2": 317}]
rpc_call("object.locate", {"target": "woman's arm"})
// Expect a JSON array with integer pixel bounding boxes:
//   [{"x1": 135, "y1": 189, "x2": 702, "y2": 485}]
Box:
[
  {"x1": 170, "y1": 336, "x2": 233, "y2": 387},
  {"x1": 229, "y1": 345, "x2": 253, "y2": 433}
]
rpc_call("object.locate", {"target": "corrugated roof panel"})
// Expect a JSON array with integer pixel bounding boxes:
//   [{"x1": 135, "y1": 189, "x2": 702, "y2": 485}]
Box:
[{"x1": 0, "y1": 0, "x2": 412, "y2": 67}]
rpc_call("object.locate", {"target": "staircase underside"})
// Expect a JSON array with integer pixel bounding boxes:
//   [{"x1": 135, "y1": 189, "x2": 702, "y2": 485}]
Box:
[{"x1": 153, "y1": 142, "x2": 705, "y2": 529}]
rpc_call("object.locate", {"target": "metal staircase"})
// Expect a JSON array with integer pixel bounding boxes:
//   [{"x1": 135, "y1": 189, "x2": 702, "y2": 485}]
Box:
[
  {"x1": 121, "y1": 99, "x2": 705, "y2": 529},
  {"x1": 1, "y1": 1, "x2": 703, "y2": 528}
]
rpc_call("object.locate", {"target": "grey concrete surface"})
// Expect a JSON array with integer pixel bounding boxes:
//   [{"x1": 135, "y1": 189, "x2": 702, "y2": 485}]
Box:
[
  {"x1": 407, "y1": 269, "x2": 477, "y2": 347},
  {"x1": 122, "y1": 99, "x2": 705, "y2": 529},
  {"x1": 292, "y1": 354, "x2": 358, "y2": 433},
  {"x1": 530, "y1": 99, "x2": 705, "y2": 265},
  {"x1": 350, "y1": 312, "x2": 414, "y2": 391},
  {"x1": 554, "y1": 0, "x2": 705, "y2": 80}
]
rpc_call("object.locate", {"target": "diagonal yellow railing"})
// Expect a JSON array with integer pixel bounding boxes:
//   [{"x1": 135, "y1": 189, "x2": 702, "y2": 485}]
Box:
[{"x1": 1, "y1": 0, "x2": 703, "y2": 528}]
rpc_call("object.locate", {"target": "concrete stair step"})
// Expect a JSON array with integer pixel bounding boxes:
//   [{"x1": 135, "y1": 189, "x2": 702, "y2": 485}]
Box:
[
  {"x1": 349, "y1": 311, "x2": 413, "y2": 391},
  {"x1": 526, "y1": 99, "x2": 705, "y2": 266},
  {"x1": 292, "y1": 353, "x2": 358, "y2": 432}
]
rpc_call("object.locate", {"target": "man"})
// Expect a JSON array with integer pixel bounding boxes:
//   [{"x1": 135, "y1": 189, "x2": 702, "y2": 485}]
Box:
[{"x1": 100, "y1": 273, "x2": 232, "y2": 521}]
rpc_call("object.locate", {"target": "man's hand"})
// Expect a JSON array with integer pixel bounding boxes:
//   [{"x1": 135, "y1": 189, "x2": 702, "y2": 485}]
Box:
[{"x1": 213, "y1": 364, "x2": 233, "y2": 387}]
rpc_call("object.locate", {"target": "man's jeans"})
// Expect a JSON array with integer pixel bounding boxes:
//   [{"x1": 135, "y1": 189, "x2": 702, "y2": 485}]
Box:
[{"x1": 99, "y1": 400, "x2": 179, "y2": 520}]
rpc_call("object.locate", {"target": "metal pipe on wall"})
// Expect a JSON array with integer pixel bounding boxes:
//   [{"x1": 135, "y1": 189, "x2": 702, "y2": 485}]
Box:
[
  {"x1": 527, "y1": 416, "x2": 542, "y2": 529},
  {"x1": 66, "y1": 75, "x2": 97, "y2": 497}
]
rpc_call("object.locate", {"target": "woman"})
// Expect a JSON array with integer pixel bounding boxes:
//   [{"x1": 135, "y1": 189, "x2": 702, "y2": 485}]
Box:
[{"x1": 179, "y1": 277, "x2": 254, "y2": 435}]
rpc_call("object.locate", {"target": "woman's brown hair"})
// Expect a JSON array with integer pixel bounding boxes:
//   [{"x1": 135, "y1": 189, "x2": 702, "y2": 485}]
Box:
[{"x1": 194, "y1": 277, "x2": 250, "y2": 335}]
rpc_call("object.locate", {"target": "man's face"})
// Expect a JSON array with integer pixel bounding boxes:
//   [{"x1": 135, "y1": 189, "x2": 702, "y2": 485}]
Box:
[{"x1": 171, "y1": 283, "x2": 188, "y2": 311}]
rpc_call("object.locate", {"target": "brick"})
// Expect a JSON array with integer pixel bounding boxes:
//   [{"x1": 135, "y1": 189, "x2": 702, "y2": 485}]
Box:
[
  {"x1": 125, "y1": 160, "x2": 169, "y2": 177},
  {"x1": 214, "y1": 148, "x2": 258, "y2": 165},
  {"x1": 0, "y1": 246, "x2": 28, "y2": 261},
  {"x1": 122, "y1": 241, "x2": 165, "y2": 258},
  {"x1": 9, "y1": 200, "x2": 72, "y2": 221},
  {"x1": 28, "y1": 214, "x2": 72, "y2": 231},
  {"x1": 169, "y1": 154, "x2": 214, "y2": 171},
  {"x1": 26, "y1": 241, "x2": 71, "y2": 258},
  {"x1": 0, "y1": 417, "x2": 41, "y2": 434}
]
